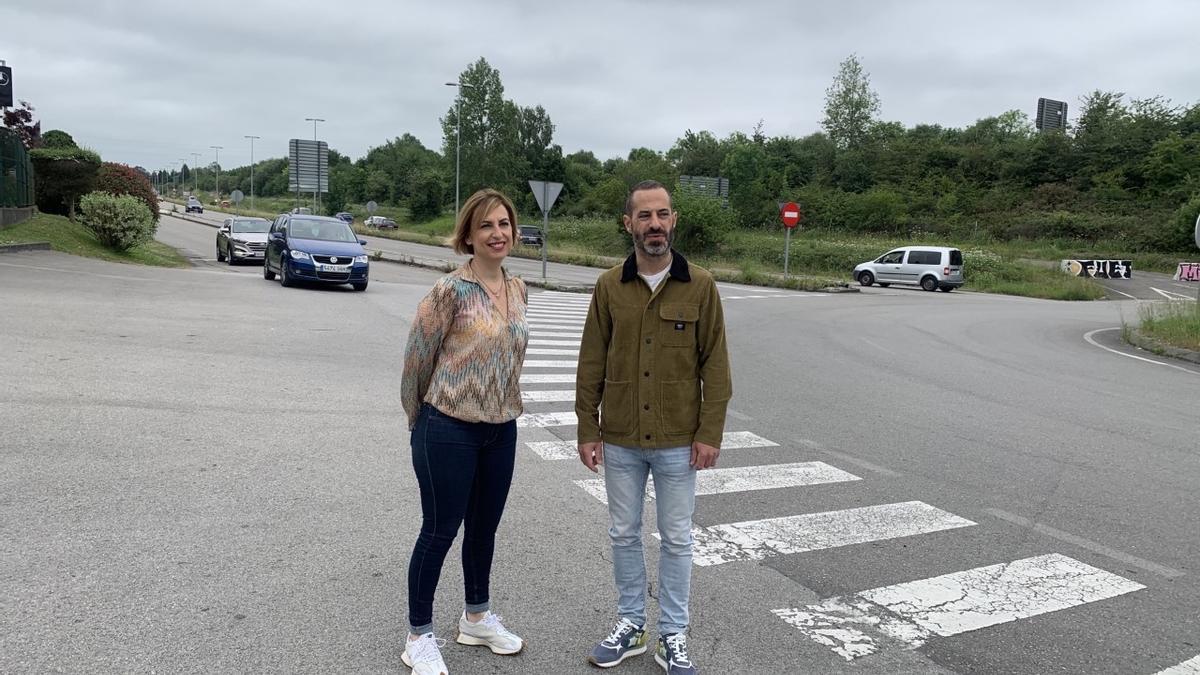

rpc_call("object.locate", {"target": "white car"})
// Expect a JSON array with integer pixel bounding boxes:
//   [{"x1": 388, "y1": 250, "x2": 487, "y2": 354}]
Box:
[{"x1": 853, "y1": 246, "x2": 964, "y2": 292}]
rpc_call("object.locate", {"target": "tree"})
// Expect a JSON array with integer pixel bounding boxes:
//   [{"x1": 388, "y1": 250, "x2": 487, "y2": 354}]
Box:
[
  {"x1": 41, "y1": 129, "x2": 77, "y2": 149},
  {"x1": 30, "y1": 145, "x2": 102, "y2": 219},
  {"x1": 667, "y1": 130, "x2": 726, "y2": 177},
  {"x1": 441, "y1": 58, "x2": 527, "y2": 202},
  {"x1": 821, "y1": 55, "x2": 881, "y2": 150},
  {"x1": 95, "y1": 162, "x2": 159, "y2": 224},
  {"x1": 2, "y1": 100, "x2": 42, "y2": 149}
]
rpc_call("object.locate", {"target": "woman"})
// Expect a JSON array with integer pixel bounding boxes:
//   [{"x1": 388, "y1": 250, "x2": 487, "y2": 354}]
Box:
[{"x1": 399, "y1": 188, "x2": 529, "y2": 675}]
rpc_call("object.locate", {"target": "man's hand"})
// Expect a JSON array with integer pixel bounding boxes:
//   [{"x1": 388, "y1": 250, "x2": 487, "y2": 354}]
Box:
[
  {"x1": 578, "y1": 441, "x2": 604, "y2": 473},
  {"x1": 690, "y1": 441, "x2": 720, "y2": 469}
]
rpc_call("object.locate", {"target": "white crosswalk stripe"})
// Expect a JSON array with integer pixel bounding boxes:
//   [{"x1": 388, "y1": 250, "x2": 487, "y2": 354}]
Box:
[
  {"x1": 528, "y1": 318, "x2": 586, "y2": 326},
  {"x1": 574, "y1": 461, "x2": 861, "y2": 504},
  {"x1": 526, "y1": 348, "x2": 578, "y2": 356},
  {"x1": 524, "y1": 431, "x2": 781, "y2": 460},
  {"x1": 516, "y1": 411, "x2": 578, "y2": 428},
  {"x1": 521, "y1": 390, "x2": 575, "y2": 402},
  {"x1": 773, "y1": 553, "x2": 1145, "y2": 661},
  {"x1": 520, "y1": 373, "x2": 575, "y2": 384},
  {"x1": 522, "y1": 360, "x2": 577, "y2": 369},
  {"x1": 530, "y1": 339, "x2": 581, "y2": 347},
  {"x1": 679, "y1": 501, "x2": 975, "y2": 567},
  {"x1": 1158, "y1": 654, "x2": 1200, "y2": 674}
]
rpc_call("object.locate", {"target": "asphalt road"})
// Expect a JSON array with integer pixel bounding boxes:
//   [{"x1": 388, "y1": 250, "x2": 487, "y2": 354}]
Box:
[{"x1": 3, "y1": 234, "x2": 1199, "y2": 674}]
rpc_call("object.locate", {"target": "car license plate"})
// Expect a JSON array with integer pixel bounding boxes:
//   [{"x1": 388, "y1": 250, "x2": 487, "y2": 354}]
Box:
[{"x1": 319, "y1": 264, "x2": 350, "y2": 272}]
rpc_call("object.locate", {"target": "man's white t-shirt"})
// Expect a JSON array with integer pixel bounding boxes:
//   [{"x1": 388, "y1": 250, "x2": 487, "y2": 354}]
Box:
[{"x1": 639, "y1": 267, "x2": 669, "y2": 292}]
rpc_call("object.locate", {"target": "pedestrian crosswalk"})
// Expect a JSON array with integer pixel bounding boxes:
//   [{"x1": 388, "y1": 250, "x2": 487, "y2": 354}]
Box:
[{"x1": 517, "y1": 290, "x2": 1150, "y2": 667}]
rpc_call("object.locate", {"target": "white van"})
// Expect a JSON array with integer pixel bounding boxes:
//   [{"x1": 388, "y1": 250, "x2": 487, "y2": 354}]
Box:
[{"x1": 853, "y1": 246, "x2": 964, "y2": 292}]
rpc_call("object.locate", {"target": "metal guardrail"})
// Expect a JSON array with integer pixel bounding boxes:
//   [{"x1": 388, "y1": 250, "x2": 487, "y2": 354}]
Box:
[{"x1": 0, "y1": 128, "x2": 35, "y2": 208}]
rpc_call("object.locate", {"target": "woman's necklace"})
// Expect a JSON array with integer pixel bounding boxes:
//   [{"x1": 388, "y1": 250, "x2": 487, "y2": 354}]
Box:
[{"x1": 471, "y1": 261, "x2": 508, "y2": 311}]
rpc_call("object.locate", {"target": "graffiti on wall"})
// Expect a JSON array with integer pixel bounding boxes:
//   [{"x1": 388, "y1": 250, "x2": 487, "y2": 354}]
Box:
[
  {"x1": 1060, "y1": 259, "x2": 1133, "y2": 279},
  {"x1": 1174, "y1": 262, "x2": 1200, "y2": 282}
]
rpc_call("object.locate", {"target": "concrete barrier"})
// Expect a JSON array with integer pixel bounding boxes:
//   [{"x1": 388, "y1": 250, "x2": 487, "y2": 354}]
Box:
[
  {"x1": 1060, "y1": 259, "x2": 1132, "y2": 279},
  {"x1": 1174, "y1": 262, "x2": 1200, "y2": 282}
]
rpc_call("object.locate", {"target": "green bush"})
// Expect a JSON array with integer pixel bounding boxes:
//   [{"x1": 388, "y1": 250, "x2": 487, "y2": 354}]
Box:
[
  {"x1": 673, "y1": 191, "x2": 732, "y2": 255},
  {"x1": 79, "y1": 191, "x2": 155, "y2": 251},
  {"x1": 30, "y1": 145, "x2": 101, "y2": 218},
  {"x1": 41, "y1": 129, "x2": 77, "y2": 149}
]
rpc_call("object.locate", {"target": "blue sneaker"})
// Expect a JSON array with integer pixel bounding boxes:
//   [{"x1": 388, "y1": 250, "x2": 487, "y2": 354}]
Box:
[
  {"x1": 655, "y1": 632, "x2": 697, "y2": 674},
  {"x1": 588, "y1": 618, "x2": 647, "y2": 668}
]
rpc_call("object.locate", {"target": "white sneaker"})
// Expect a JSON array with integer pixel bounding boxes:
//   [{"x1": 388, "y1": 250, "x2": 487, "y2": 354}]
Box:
[
  {"x1": 456, "y1": 611, "x2": 525, "y2": 655},
  {"x1": 401, "y1": 632, "x2": 448, "y2": 675}
]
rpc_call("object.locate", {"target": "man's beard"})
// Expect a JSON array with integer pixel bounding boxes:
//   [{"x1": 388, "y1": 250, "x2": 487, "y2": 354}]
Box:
[{"x1": 634, "y1": 227, "x2": 672, "y2": 257}]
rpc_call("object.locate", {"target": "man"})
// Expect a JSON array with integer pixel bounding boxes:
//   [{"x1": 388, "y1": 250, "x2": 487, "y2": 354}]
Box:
[{"x1": 576, "y1": 180, "x2": 731, "y2": 674}]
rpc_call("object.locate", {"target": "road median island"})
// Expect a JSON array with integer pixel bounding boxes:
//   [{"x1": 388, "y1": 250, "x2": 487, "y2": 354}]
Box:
[
  {"x1": 1125, "y1": 328, "x2": 1200, "y2": 365},
  {"x1": 3, "y1": 211, "x2": 188, "y2": 267}
]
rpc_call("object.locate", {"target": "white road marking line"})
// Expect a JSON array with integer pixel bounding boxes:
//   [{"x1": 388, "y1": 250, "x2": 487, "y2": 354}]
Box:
[
  {"x1": 774, "y1": 553, "x2": 1144, "y2": 661},
  {"x1": 527, "y1": 318, "x2": 586, "y2": 326},
  {"x1": 682, "y1": 501, "x2": 975, "y2": 567},
  {"x1": 522, "y1": 360, "x2": 577, "y2": 369},
  {"x1": 530, "y1": 339, "x2": 581, "y2": 347},
  {"x1": 526, "y1": 348, "x2": 578, "y2": 356},
  {"x1": 527, "y1": 307, "x2": 589, "y2": 314},
  {"x1": 1151, "y1": 286, "x2": 1193, "y2": 300},
  {"x1": 984, "y1": 508, "x2": 1184, "y2": 578},
  {"x1": 525, "y1": 431, "x2": 775, "y2": 460},
  {"x1": 1083, "y1": 327, "x2": 1200, "y2": 375},
  {"x1": 528, "y1": 300, "x2": 591, "y2": 307},
  {"x1": 520, "y1": 373, "x2": 575, "y2": 384},
  {"x1": 721, "y1": 431, "x2": 779, "y2": 449},
  {"x1": 521, "y1": 390, "x2": 575, "y2": 402},
  {"x1": 530, "y1": 331, "x2": 583, "y2": 339},
  {"x1": 1107, "y1": 287, "x2": 1139, "y2": 300},
  {"x1": 576, "y1": 461, "x2": 861, "y2": 504},
  {"x1": 525, "y1": 440, "x2": 578, "y2": 460},
  {"x1": 1157, "y1": 654, "x2": 1200, "y2": 674},
  {"x1": 516, "y1": 411, "x2": 578, "y2": 428}
]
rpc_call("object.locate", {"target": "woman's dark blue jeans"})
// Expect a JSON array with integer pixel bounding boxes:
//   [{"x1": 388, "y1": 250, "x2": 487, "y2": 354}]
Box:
[{"x1": 407, "y1": 403, "x2": 517, "y2": 635}]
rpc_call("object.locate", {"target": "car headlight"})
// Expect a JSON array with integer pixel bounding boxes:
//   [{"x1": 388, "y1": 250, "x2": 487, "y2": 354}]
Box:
[
  {"x1": 290, "y1": 250, "x2": 311, "y2": 261},
  {"x1": 353, "y1": 255, "x2": 368, "y2": 264}
]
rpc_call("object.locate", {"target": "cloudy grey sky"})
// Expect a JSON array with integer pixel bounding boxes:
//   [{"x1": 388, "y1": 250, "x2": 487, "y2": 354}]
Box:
[{"x1": 3, "y1": 0, "x2": 1197, "y2": 171}]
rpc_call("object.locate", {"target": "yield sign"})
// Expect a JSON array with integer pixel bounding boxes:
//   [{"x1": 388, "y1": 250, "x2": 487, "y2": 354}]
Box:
[{"x1": 529, "y1": 180, "x2": 563, "y2": 214}]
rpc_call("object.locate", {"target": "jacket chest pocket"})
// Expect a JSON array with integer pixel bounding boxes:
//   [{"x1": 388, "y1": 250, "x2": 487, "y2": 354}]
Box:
[{"x1": 659, "y1": 303, "x2": 699, "y2": 348}]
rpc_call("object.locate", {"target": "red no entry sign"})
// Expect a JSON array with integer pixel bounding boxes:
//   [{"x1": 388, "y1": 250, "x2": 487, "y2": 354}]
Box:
[{"x1": 780, "y1": 202, "x2": 801, "y2": 229}]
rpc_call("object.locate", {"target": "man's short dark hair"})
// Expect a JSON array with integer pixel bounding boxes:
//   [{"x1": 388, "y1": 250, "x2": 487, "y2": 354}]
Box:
[{"x1": 624, "y1": 180, "x2": 672, "y2": 216}]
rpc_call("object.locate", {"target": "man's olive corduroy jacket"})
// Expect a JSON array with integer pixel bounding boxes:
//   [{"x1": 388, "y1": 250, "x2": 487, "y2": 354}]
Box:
[{"x1": 575, "y1": 250, "x2": 731, "y2": 449}]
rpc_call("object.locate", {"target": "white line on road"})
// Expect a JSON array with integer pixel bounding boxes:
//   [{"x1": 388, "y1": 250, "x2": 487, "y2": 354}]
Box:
[
  {"x1": 522, "y1": 360, "x2": 577, "y2": 369},
  {"x1": 530, "y1": 331, "x2": 583, "y2": 339},
  {"x1": 773, "y1": 553, "x2": 1144, "y2": 661},
  {"x1": 527, "y1": 318, "x2": 586, "y2": 326},
  {"x1": 1157, "y1": 654, "x2": 1200, "y2": 674},
  {"x1": 984, "y1": 508, "x2": 1183, "y2": 578},
  {"x1": 576, "y1": 461, "x2": 861, "y2": 504},
  {"x1": 682, "y1": 501, "x2": 975, "y2": 567},
  {"x1": 530, "y1": 339, "x2": 582, "y2": 347},
  {"x1": 1083, "y1": 327, "x2": 1200, "y2": 375},
  {"x1": 520, "y1": 373, "x2": 576, "y2": 384},
  {"x1": 1107, "y1": 287, "x2": 1139, "y2": 300},
  {"x1": 526, "y1": 348, "x2": 578, "y2": 356},
  {"x1": 521, "y1": 390, "x2": 575, "y2": 402},
  {"x1": 516, "y1": 411, "x2": 578, "y2": 428},
  {"x1": 525, "y1": 431, "x2": 778, "y2": 460},
  {"x1": 1151, "y1": 286, "x2": 1193, "y2": 300}
]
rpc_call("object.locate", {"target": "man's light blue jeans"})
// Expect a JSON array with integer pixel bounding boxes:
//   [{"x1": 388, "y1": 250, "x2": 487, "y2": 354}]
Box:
[{"x1": 603, "y1": 443, "x2": 696, "y2": 635}]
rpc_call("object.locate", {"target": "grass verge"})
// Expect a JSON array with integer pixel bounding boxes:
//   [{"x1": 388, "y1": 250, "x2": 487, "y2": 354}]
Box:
[
  {"x1": 0, "y1": 212, "x2": 189, "y2": 268},
  {"x1": 1136, "y1": 300, "x2": 1200, "y2": 351}
]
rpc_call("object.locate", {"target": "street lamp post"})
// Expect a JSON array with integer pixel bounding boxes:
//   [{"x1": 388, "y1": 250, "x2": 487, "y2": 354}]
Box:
[
  {"x1": 445, "y1": 81, "x2": 475, "y2": 217},
  {"x1": 244, "y1": 135, "x2": 260, "y2": 212},
  {"x1": 210, "y1": 146, "x2": 223, "y2": 202},
  {"x1": 304, "y1": 118, "x2": 324, "y2": 212},
  {"x1": 177, "y1": 159, "x2": 186, "y2": 196},
  {"x1": 190, "y1": 152, "x2": 201, "y2": 195}
]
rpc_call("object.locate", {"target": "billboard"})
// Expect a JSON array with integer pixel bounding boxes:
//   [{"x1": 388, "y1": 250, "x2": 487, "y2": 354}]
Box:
[
  {"x1": 288, "y1": 139, "x2": 328, "y2": 193},
  {"x1": 0, "y1": 66, "x2": 13, "y2": 108}
]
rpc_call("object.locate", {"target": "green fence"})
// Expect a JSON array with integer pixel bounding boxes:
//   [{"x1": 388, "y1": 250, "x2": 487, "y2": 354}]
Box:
[{"x1": 1, "y1": 128, "x2": 35, "y2": 208}]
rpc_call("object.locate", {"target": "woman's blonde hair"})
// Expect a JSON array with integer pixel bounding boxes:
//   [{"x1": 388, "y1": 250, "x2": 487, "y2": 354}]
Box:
[{"x1": 450, "y1": 188, "x2": 518, "y2": 255}]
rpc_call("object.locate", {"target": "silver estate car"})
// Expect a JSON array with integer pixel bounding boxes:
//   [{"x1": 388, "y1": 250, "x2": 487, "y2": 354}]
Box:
[
  {"x1": 854, "y1": 246, "x2": 964, "y2": 292},
  {"x1": 216, "y1": 217, "x2": 271, "y2": 264}
]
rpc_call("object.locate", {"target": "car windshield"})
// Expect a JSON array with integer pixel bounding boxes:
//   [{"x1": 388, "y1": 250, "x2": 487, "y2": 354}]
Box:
[
  {"x1": 290, "y1": 220, "x2": 358, "y2": 242},
  {"x1": 231, "y1": 219, "x2": 270, "y2": 234},
  {"x1": 521, "y1": 226, "x2": 538, "y2": 234}
]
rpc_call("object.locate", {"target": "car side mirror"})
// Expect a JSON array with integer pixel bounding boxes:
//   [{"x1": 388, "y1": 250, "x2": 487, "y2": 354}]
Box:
[
  {"x1": 271, "y1": 231, "x2": 283, "y2": 239},
  {"x1": 358, "y1": 239, "x2": 367, "y2": 246},
  {"x1": 219, "y1": 226, "x2": 230, "y2": 233}
]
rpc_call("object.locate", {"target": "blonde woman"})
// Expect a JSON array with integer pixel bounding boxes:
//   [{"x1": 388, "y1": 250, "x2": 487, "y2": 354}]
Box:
[{"x1": 399, "y1": 189, "x2": 529, "y2": 675}]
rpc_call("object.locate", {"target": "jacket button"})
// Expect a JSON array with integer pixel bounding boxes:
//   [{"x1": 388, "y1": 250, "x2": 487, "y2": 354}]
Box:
[
  {"x1": 644, "y1": 371, "x2": 650, "y2": 377},
  {"x1": 645, "y1": 338, "x2": 651, "y2": 344},
  {"x1": 643, "y1": 404, "x2": 650, "y2": 411},
  {"x1": 645, "y1": 434, "x2": 651, "y2": 440}
]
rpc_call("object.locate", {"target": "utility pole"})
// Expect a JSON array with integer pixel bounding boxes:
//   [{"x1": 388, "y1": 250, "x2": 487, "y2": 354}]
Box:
[
  {"x1": 304, "y1": 118, "x2": 324, "y2": 212},
  {"x1": 444, "y1": 81, "x2": 475, "y2": 217},
  {"x1": 244, "y1": 135, "x2": 260, "y2": 212},
  {"x1": 178, "y1": 159, "x2": 186, "y2": 196},
  {"x1": 210, "y1": 146, "x2": 223, "y2": 202},
  {"x1": 190, "y1": 152, "x2": 202, "y2": 195}
]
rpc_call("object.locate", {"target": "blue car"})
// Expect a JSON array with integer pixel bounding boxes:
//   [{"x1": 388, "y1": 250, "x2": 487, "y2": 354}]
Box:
[{"x1": 263, "y1": 214, "x2": 370, "y2": 291}]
